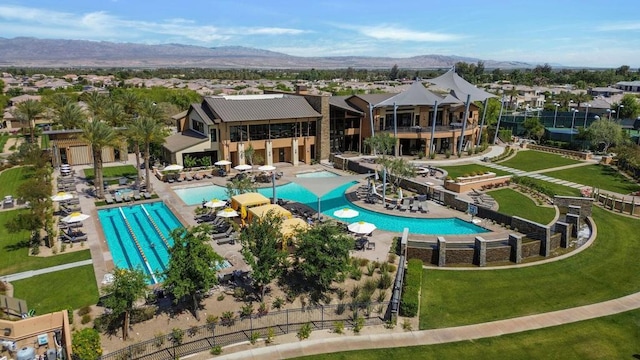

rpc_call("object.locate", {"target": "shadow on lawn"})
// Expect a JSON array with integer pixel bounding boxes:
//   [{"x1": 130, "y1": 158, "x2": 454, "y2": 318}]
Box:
[{"x1": 4, "y1": 239, "x2": 30, "y2": 252}]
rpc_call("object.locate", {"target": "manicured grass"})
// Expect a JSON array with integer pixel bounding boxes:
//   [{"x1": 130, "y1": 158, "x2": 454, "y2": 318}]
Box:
[
  {"x1": 439, "y1": 164, "x2": 509, "y2": 180},
  {"x1": 522, "y1": 178, "x2": 581, "y2": 197},
  {"x1": 499, "y1": 150, "x2": 581, "y2": 172},
  {"x1": 0, "y1": 210, "x2": 91, "y2": 275},
  {"x1": 12, "y1": 265, "x2": 99, "y2": 313},
  {"x1": 0, "y1": 166, "x2": 31, "y2": 199},
  {"x1": 84, "y1": 164, "x2": 138, "y2": 180},
  {"x1": 0, "y1": 133, "x2": 10, "y2": 152},
  {"x1": 420, "y1": 207, "x2": 640, "y2": 329},
  {"x1": 489, "y1": 188, "x2": 556, "y2": 224},
  {"x1": 295, "y1": 309, "x2": 640, "y2": 360},
  {"x1": 546, "y1": 164, "x2": 640, "y2": 195}
]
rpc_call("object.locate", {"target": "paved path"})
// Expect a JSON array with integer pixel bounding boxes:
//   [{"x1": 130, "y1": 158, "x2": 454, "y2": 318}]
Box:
[
  {"x1": 1, "y1": 259, "x2": 93, "y2": 282},
  {"x1": 214, "y1": 291, "x2": 640, "y2": 359}
]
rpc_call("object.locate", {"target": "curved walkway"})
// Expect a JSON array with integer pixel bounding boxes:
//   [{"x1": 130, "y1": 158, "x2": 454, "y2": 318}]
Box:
[{"x1": 214, "y1": 290, "x2": 640, "y2": 360}]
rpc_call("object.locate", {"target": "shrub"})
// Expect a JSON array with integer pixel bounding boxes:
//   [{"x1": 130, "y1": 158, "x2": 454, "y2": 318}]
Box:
[
  {"x1": 221, "y1": 311, "x2": 236, "y2": 326},
  {"x1": 376, "y1": 290, "x2": 387, "y2": 302},
  {"x1": 336, "y1": 303, "x2": 346, "y2": 315},
  {"x1": 350, "y1": 266, "x2": 362, "y2": 280},
  {"x1": 378, "y1": 271, "x2": 393, "y2": 289},
  {"x1": 77, "y1": 306, "x2": 92, "y2": 316},
  {"x1": 240, "y1": 303, "x2": 254, "y2": 317},
  {"x1": 358, "y1": 258, "x2": 369, "y2": 267},
  {"x1": 333, "y1": 321, "x2": 344, "y2": 334},
  {"x1": 67, "y1": 307, "x2": 74, "y2": 325},
  {"x1": 402, "y1": 319, "x2": 413, "y2": 331},
  {"x1": 72, "y1": 328, "x2": 102, "y2": 360},
  {"x1": 363, "y1": 279, "x2": 378, "y2": 294},
  {"x1": 265, "y1": 327, "x2": 275, "y2": 344},
  {"x1": 272, "y1": 297, "x2": 285, "y2": 310},
  {"x1": 400, "y1": 259, "x2": 423, "y2": 317},
  {"x1": 297, "y1": 322, "x2": 312, "y2": 340},
  {"x1": 335, "y1": 288, "x2": 346, "y2": 301},
  {"x1": 153, "y1": 332, "x2": 165, "y2": 347},
  {"x1": 350, "y1": 285, "x2": 360, "y2": 300},
  {"x1": 206, "y1": 314, "x2": 219, "y2": 327},
  {"x1": 209, "y1": 345, "x2": 222, "y2": 355},
  {"x1": 366, "y1": 263, "x2": 376, "y2": 276},
  {"x1": 171, "y1": 328, "x2": 184, "y2": 345},
  {"x1": 216, "y1": 294, "x2": 225, "y2": 301},
  {"x1": 353, "y1": 316, "x2": 364, "y2": 334},
  {"x1": 233, "y1": 287, "x2": 246, "y2": 300},
  {"x1": 257, "y1": 302, "x2": 268, "y2": 316},
  {"x1": 81, "y1": 314, "x2": 92, "y2": 325},
  {"x1": 249, "y1": 331, "x2": 260, "y2": 345}
]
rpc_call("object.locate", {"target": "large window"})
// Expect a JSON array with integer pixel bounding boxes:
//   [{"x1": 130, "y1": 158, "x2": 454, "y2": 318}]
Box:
[
  {"x1": 191, "y1": 119, "x2": 204, "y2": 134},
  {"x1": 209, "y1": 128, "x2": 217, "y2": 142},
  {"x1": 229, "y1": 121, "x2": 316, "y2": 142}
]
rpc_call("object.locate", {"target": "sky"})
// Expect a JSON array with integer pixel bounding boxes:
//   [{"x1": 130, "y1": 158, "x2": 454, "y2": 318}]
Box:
[{"x1": 1, "y1": 0, "x2": 639, "y2": 68}]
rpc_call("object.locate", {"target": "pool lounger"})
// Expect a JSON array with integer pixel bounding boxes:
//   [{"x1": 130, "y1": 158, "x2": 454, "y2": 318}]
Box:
[
  {"x1": 216, "y1": 235, "x2": 236, "y2": 245},
  {"x1": 410, "y1": 202, "x2": 420, "y2": 212},
  {"x1": 143, "y1": 192, "x2": 152, "y2": 199},
  {"x1": 104, "y1": 194, "x2": 114, "y2": 204},
  {"x1": 399, "y1": 198, "x2": 410, "y2": 211},
  {"x1": 212, "y1": 227, "x2": 234, "y2": 239},
  {"x1": 61, "y1": 232, "x2": 88, "y2": 243},
  {"x1": 133, "y1": 190, "x2": 141, "y2": 201},
  {"x1": 114, "y1": 193, "x2": 123, "y2": 203}
]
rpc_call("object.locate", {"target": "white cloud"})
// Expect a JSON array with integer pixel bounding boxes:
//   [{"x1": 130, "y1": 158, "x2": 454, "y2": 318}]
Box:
[
  {"x1": 596, "y1": 22, "x2": 640, "y2": 31},
  {"x1": 357, "y1": 25, "x2": 463, "y2": 42}
]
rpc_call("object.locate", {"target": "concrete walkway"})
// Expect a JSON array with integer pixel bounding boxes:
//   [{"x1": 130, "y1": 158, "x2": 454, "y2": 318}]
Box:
[
  {"x1": 1, "y1": 259, "x2": 93, "y2": 282},
  {"x1": 214, "y1": 291, "x2": 640, "y2": 359}
]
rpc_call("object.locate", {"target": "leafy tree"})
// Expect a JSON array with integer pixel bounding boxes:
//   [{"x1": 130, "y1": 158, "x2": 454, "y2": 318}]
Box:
[
  {"x1": 523, "y1": 117, "x2": 545, "y2": 141},
  {"x1": 294, "y1": 222, "x2": 354, "y2": 294},
  {"x1": 618, "y1": 94, "x2": 640, "y2": 119},
  {"x1": 587, "y1": 118, "x2": 624, "y2": 153},
  {"x1": 100, "y1": 101, "x2": 126, "y2": 127},
  {"x1": 55, "y1": 103, "x2": 86, "y2": 129},
  {"x1": 225, "y1": 176, "x2": 257, "y2": 198},
  {"x1": 80, "y1": 91, "x2": 108, "y2": 118},
  {"x1": 239, "y1": 211, "x2": 287, "y2": 300},
  {"x1": 164, "y1": 225, "x2": 223, "y2": 321},
  {"x1": 555, "y1": 91, "x2": 574, "y2": 111},
  {"x1": 101, "y1": 268, "x2": 148, "y2": 340},
  {"x1": 363, "y1": 132, "x2": 396, "y2": 156},
  {"x1": 573, "y1": 91, "x2": 591, "y2": 108},
  {"x1": 12, "y1": 99, "x2": 45, "y2": 143},
  {"x1": 389, "y1": 64, "x2": 399, "y2": 80},
  {"x1": 377, "y1": 157, "x2": 416, "y2": 191},
  {"x1": 244, "y1": 143, "x2": 264, "y2": 166},
  {"x1": 505, "y1": 87, "x2": 519, "y2": 110},
  {"x1": 72, "y1": 328, "x2": 102, "y2": 360},
  {"x1": 81, "y1": 120, "x2": 119, "y2": 199}
]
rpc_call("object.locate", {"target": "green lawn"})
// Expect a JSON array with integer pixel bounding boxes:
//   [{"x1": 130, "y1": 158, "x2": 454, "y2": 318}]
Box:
[
  {"x1": 420, "y1": 207, "x2": 640, "y2": 329},
  {"x1": 439, "y1": 164, "x2": 509, "y2": 180},
  {"x1": 488, "y1": 188, "x2": 556, "y2": 224},
  {"x1": 295, "y1": 309, "x2": 640, "y2": 360},
  {"x1": 84, "y1": 164, "x2": 138, "y2": 180},
  {"x1": 12, "y1": 265, "x2": 99, "y2": 314},
  {"x1": 522, "y1": 178, "x2": 581, "y2": 197},
  {"x1": 0, "y1": 166, "x2": 31, "y2": 199},
  {"x1": 546, "y1": 164, "x2": 640, "y2": 195},
  {"x1": 499, "y1": 150, "x2": 581, "y2": 172},
  {"x1": 0, "y1": 133, "x2": 10, "y2": 152},
  {"x1": 0, "y1": 210, "x2": 91, "y2": 275}
]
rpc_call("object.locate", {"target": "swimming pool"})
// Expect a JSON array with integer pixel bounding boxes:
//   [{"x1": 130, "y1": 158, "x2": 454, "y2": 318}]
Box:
[
  {"x1": 174, "y1": 183, "x2": 487, "y2": 235},
  {"x1": 296, "y1": 170, "x2": 339, "y2": 178},
  {"x1": 98, "y1": 202, "x2": 182, "y2": 284}
]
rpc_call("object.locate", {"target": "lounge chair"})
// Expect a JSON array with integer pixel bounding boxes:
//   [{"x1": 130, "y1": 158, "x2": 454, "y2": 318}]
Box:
[
  {"x1": 133, "y1": 190, "x2": 141, "y2": 201},
  {"x1": 410, "y1": 201, "x2": 420, "y2": 212},
  {"x1": 212, "y1": 227, "x2": 234, "y2": 239},
  {"x1": 193, "y1": 173, "x2": 203, "y2": 180},
  {"x1": 205, "y1": 172, "x2": 213, "y2": 179},
  {"x1": 419, "y1": 201, "x2": 429, "y2": 213},
  {"x1": 216, "y1": 235, "x2": 236, "y2": 245},
  {"x1": 114, "y1": 193, "x2": 123, "y2": 203},
  {"x1": 185, "y1": 173, "x2": 193, "y2": 181},
  {"x1": 143, "y1": 192, "x2": 152, "y2": 199},
  {"x1": 123, "y1": 193, "x2": 131, "y2": 202},
  {"x1": 104, "y1": 194, "x2": 114, "y2": 204},
  {"x1": 385, "y1": 200, "x2": 397, "y2": 210},
  {"x1": 399, "y1": 198, "x2": 410, "y2": 211},
  {"x1": 176, "y1": 175, "x2": 184, "y2": 182}
]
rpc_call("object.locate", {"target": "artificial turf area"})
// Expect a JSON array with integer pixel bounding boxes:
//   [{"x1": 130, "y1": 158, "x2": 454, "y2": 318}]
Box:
[
  {"x1": 488, "y1": 188, "x2": 556, "y2": 224},
  {"x1": 498, "y1": 150, "x2": 581, "y2": 172},
  {"x1": 439, "y1": 164, "x2": 509, "y2": 179},
  {"x1": 545, "y1": 164, "x2": 640, "y2": 195},
  {"x1": 0, "y1": 166, "x2": 30, "y2": 199},
  {"x1": 83, "y1": 164, "x2": 138, "y2": 180}
]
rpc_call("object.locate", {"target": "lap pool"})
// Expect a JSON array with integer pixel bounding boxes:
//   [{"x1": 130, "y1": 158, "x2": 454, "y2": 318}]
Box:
[{"x1": 174, "y1": 183, "x2": 487, "y2": 235}]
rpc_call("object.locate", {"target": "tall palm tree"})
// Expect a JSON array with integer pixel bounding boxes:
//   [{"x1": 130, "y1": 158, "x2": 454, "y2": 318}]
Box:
[
  {"x1": 117, "y1": 92, "x2": 143, "y2": 186},
  {"x1": 81, "y1": 120, "x2": 119, "y2": 199},
  {"x1": 81, "y1": 91, "x2": 109, "y2": 118},
  {"x1": 13, "y1": 99, "x2": 45, "y2": 143},
  {"x1": 506, "y1": 87, "x2": 519, "y2": 110},
  {"x1": 101, "y1": 101, "x2": 126, "y2": 127},
  {"x1": 556, "y1": 91, "x2": 573, "y2": 110},
  {"x1": 129, "y1": 116, "x2": 166, "y2": 191},
  {"x1": 55, "y1": 103, "x2": 86, "y2": 129},
  {"x1": 574, "y1": 92, "x2": 591, "y2": 109}
]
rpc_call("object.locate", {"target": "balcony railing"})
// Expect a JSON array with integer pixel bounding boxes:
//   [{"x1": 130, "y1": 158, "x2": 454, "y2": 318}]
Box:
[{"x1": 380, "y1": 124, "x2": 477, "y2": 133}]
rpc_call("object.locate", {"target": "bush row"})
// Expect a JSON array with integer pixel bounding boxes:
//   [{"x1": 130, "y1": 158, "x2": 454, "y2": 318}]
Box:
[
  {"x1": 491, "y1": 147, "x2": 515, "y2": 162},
  {"x1": 399, "y1": 258, "x2": 423, "y2": 317},
  {"x1": 510, "y1": 176, "x2": 555, "y2": 198}
]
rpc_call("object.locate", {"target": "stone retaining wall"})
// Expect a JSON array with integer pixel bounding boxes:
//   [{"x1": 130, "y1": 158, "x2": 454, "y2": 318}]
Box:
[{"x1": 527, "y1": 144, "x2": 593, "y2": 160}]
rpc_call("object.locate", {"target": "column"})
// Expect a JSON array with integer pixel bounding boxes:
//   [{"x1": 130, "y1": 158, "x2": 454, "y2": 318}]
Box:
[
  {"x1": 555, "y1": 222, "x2": 571, "y2": 248},
  {"x1": 437, "y1": 237, "x2": 446, "y2": 267},
  {"x1": 474, "y1": 236, "x2": 487, "y2": 267},
  {"x1": 566, "y1": 214, "x2": 580, "y2": 238},
  {"x1": 291, "y1": 138, "x2": 299, "y2": 166},
  {"x1": 237, "y1": 143, "x2": 245, "y2": 165},
  {"x1": 266, "y1": 141, "x2": 273, "y2": 166},
  {"x1": 508, "y1": 234, "x2": 522, "y2": 264}
]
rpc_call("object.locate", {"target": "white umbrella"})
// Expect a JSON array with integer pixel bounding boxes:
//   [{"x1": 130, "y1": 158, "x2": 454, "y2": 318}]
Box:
[
  {"x1": 348, "y1": 221, "x2": 376, "y2": 234},
  {"x1": 51, "y1": 192, "x2": 74, "y2": 202},
  {"x1": 61, "y1": 212, "x2": 90, "y2": 223},
  {"x1": 234, "y1": 164, "x2": 252, "y2": 171},
  {"x1": 214, "y1": 160, "x2": 232, "y2": 166},
  {"x1": 60, "y1": 164, "x2": 71, "y2": 169},
  {"x1": 204, "y1": 199, "x2": 227, "y2": 208},
  {"x1": 333, "y1": 208, "x2": 359, "y2": 219},
  {"x1": 258, "y1": 165, "x2": 276, "y2": 171},
  {"x1": 163, "y1": 164, "x2": 184, "y2": 171},
  {"x1": 216, "y1": 208, "x2": 239, "y2": 218}
]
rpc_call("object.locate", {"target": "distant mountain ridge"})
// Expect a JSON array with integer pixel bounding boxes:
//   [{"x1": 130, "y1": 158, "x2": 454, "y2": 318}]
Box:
[{"x1": 0, "y1": 37, "x2": 534, "y2": 69}]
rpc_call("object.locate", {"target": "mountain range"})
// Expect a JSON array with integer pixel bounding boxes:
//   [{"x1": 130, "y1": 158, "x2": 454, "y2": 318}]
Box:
[{"x1": 0, "y1": 37, "x2": 534, "y2": 69}]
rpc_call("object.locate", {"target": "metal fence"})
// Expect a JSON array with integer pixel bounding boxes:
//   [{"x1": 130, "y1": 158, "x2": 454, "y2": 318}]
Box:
[{"x1": 100, "y1": 301, "x2": 390, "y2": 360}]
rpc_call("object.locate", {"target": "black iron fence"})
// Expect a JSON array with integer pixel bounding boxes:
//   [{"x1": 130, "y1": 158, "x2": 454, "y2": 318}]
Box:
[{"x1": 100, "y1": 301, "x2": 390, "y2": 360}]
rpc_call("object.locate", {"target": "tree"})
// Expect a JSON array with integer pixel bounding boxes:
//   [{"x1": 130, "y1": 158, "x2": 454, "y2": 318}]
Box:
[
  {"x1": 12, "y1": 99, "x2": 45, "y2": 143},
  {"x1": 244, "y1": 143, "x2": 264, "y2": 166},
  {"x1": 363, "y1": 132, "x2": 395, "y2": 156},
  {"x1": 72, "y1": 328, "x2": 102, "y2": 360},
  {"x1": 101, "y1": 268, "x2": 148, "y2": 340},
  {"x1": 239, "y1": 211, "x2": 287, "y2": 301},
  {"x1": 618, "y1": 94, "x2": 640, "y2": 119},
  {"x1": 294, "y1": 222, "x2": 354, "y2": 294},
  {"x1": 573, "y1": 91, "x2": 591, "y2": 108},
  {"x1": 55, "y1": 103, "x2": 86, "y2": 129},
  {"x1": 522, "y1": 117, "x2": 545, "y2": 141},
  {"x1": 377, "y1": 157, "x2": 416, "y2": 191},
  {"x1": 389, "y1": 64, "x2": 399, "y2": 80},
  {"x1": 129, "y1": 116, "x2": 166, "y2": 191},
  {"x1": 164, "y1": 225, "x2": 222, "y2": 321},
  {"x1": 81, "y1": 120, "x2": 119, "y2": 199},
  {"x1": 587, "y1": 118, "x2": 624, "y2": 153},
  {"x1": 225, "y1": 176, "x2": 257, "y2": 198},
  {"x1": 505, "y1": 87, "x2": 519, "y2": 109},
  {"x1": 80, "y1": 91, "x2": 108, "y2": 119}
]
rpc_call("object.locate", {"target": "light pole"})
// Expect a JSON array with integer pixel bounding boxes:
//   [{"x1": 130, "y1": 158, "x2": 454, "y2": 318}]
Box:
[
  {"x1": 606, "y1": 109, "x2": 612, "y2": 120},
  {"x1": 570, "y1": 109, "x2": 578, "y2": 143},
  {"x1": 583, "y1": 104, "x2": 591, "y2": 128},
  {"x1": 553, "y1": 103, "x2": 560, "y2": 128},
  {"x1": 617, "y1": 104, "x2": 624, "y2": 121}
]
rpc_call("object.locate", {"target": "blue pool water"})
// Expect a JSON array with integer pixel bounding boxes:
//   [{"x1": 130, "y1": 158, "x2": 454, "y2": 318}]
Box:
[
  {"x1": 98, "y1": 202, "x2": 183, "y2": 283},
  {"x1": 174, "y1": 183, "x2": 487, "y2": 235},
  {"x1": 296, "y1": 170, "x2": 339, "y2": 178}
]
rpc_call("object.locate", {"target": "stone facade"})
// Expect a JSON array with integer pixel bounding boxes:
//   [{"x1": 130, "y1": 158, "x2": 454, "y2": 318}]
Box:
[{"x1": 554, "y1": 196, "x2": 594, "y2": 218}]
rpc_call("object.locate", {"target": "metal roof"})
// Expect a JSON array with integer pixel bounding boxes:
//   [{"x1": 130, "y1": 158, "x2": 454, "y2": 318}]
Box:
[
  {"x1": 374, "y1": 81, "x2": 459, "y2": 107},
  {"x1": 203, "y1": 95, "x2": 321, "y2": 123},
  {"x1": 329, "y1": 96, "x2": 364, "y2": 115},
  {"x1": 427, "y1": 68, "x2": 495, "y2": 102},
  {"x1": 163, "y1": 129, "x2": 208, "y2": 152}
]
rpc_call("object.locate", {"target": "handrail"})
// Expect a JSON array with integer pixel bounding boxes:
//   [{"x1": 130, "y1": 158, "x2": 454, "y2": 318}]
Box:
[
  {"x1": 139, "y1": 204, "x2": 171, "y2": 250},
  {"x1": 118, "y1": 207, "x2": 158, "y2": 284}
]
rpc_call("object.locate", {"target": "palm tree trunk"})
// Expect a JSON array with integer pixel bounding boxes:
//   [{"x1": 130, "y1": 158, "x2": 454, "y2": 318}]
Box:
[
  {"x1": 95, "y1": 149, "x2": 105, "y2": 199},
  {"x1": 192, "y1": 294, "x2": 200, "y2": 321},
  {"x1": 134, "y1": 142, "x2": 141, "y2": 189},
  {"x1": 145, "y1": 143, "x2": 151, "y2": 192}
]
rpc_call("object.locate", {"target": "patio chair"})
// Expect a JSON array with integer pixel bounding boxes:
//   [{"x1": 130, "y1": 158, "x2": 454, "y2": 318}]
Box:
[
  {"x1": 399, "y1": 198, "x2": 410, "y2": 211},
  {"x1": 123, "y1": 193, "x2": 131, "y2": 202},
  {"x1": 133, "y1": 190, "x2": 141, "y2": 201},
  {"x1": 114, "y1": 193, "x2": 123, "y2": 203},
  {"x1": 143, "y1": 192, "x2": 152, "y2": 199},
  {"x1": 410, "y1": 201, "x2": 420, "y2": 212},
  {"x1": 185, "y1": 173, "x2": 194, "y2": 181},
  {"x1": 419, "y1": 201, "x2": 429, "y2": 213},
  {"x1": 193, "y1": 173, "x2": 203, "y2": 180},
  {"x1": 385, "y1": 200, "x2": 397, "y2": 210},
  {"x1": 216, "y1": 235, "x2": 236, "y2": 245},
  {"x1": 104, "y1": 194, "x2": 114, "y2": 204},
  {"x1": 212, "y1": 227, "x2": 235, "y2": 240}
]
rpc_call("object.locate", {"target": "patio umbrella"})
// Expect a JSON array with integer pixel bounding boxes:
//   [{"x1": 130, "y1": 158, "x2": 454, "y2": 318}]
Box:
[
  {"x1": 163, "y1": 164, "x2": 183, "y2": 171},
  {"x1": 216, "y1": 208, "x2": 239, "y2": 218},
  {"x1": 258, "y1": 165, "x2": 276, "y2": 171},
  {"x1": 348, "y1": 221, "x2": 376, "y2": 235},
  {"x1": 61, "y1": 212, "x2": 90, "y2": 223},
  {"x1": 51, "y1": 192, "x2": 74, "y2": 202},
  {"x1": 234, "y1": 164, "x2": 252, "y2": 171},
  {"x1": 214, "y1": 160, "x2": 232, "y2": 166},
  {"x1": 333, "y1": 208, "x2": 359, "y2": 219},
  {"x1": 204, "y1": 199, "x2": 226, "y2": 208}
]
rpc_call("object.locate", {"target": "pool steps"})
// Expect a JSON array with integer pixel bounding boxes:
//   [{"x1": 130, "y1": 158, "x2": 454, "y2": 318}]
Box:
[
  {"x1": 139, "y1": 204, "x2": 171, "y2": 250},
  {"x1": 118, "y1": 207, "x2": 159, "y2": 284}
]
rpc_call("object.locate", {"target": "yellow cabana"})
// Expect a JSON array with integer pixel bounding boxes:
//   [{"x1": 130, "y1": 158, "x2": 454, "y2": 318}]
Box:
[
  {"x1": 230, "y1": 192, "x2": 270, "y2": 211},
  {"x1": 247, "y1": 204, "x2": 292, "y2": 223},
  {"x1": 280, "y1": 217, "x2": 309, "y2": 238}
]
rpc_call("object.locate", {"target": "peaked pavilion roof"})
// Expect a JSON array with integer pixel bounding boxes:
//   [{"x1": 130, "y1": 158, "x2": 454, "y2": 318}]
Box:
[
  {"x1": 374, "y1": 81, "x2": 459, "y2": 107},
  {"x1": 427, "y1": 68, "x2": 495, "y2": 102}
]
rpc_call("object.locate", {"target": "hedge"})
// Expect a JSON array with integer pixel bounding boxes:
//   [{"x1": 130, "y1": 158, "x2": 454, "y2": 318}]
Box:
[{"x1": 400, "y1": 258, "x2": 423, "y2": 317}]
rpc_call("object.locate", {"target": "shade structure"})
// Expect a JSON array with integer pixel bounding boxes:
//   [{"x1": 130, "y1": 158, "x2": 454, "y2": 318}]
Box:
[
  {"x1": 258, "y1": 165, "x2": 276, "y2": 171},
  {"x1": 204, "y1": 199, "x2": 226, "y2": 208},
  {"x1": 280, "y1": 217, "x2": 309, "y2": 238},
  {"x1": 51, "y1": 192, "x2": 74, "y2": 202},
  {"x1": 333, "y1": 208, "x2": 359, "y2": 219},
  {"x1": 214, "y1": 160, "x2": 232, "y2": 166},
  {"x1": 348, "y1": 221, "x2": 376, "y2": 235},
  {"x1": 247, "y1": 204, "x2": 292, "y2": 223},
  {"x1": 234, "y1": 164, "x2": 252, "y2": 171},
  {"x1": 61, "y1": 212, "x2": 90, "y2": 223},
  {"x1": 216, "y1": 208, "x2": 239, "y2": 218},
  {"x1": 163, "y1": 164, "x2": 183, "y2": 171},
  {"x1": 230, "y1": 192, "x2": 270, "y2": 210},
  {"x1": 426, "y1": 68, "x2": 495, "y2": 102}
]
